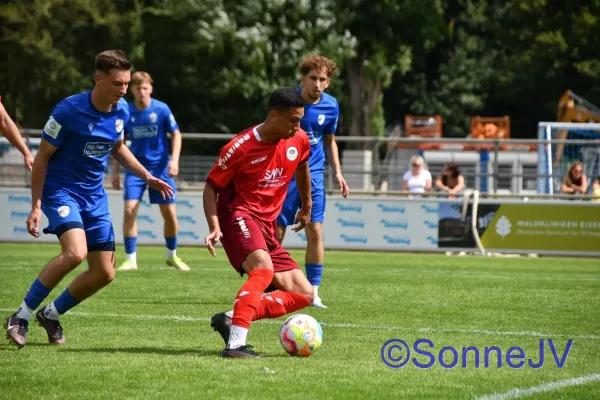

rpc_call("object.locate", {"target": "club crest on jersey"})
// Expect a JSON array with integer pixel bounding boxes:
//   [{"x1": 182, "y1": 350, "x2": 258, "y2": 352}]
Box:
[
  {"x1": 115, "y1": 119, "x2": 124, "y2": 133},
  {"x1": 286, "y1": 146, "x2": 298, "y2": 161},
  {"x1": 131, "y1": 116, "x2": 136, "y2": 123},
  {"x1": 318, "y1": 114, "x2": 326, "y2": 125},
  {"x1": 149, "y1": 112, "x2": 158, "y2": 123}
]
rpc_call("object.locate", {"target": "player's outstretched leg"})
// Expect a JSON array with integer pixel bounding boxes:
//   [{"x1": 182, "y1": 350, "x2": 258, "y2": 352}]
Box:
[
  {"x1": 37, "y1": 245, "x2": 116, "y2": 344},
  {"x1": 4, "y1": 229, "x2": 87, "y2": 348},
  {"x1": 253, "y1": 268, "x2": 313, "y2": 321},
  {"x1": 160, "y1": 203, "x2": 189, "y2": 271},
  {"x1": 212, "y1": 269, "x2": 313, "y2": 347},
  {"x1": 305, "y1": 222, "x2": 326, "y2": 308},
  {"x1": 118, "y1": 200, "x2": 140, "y2": 271},
  {"x1": 220, "y1": 250, "x2": 276, "y2": 358}
]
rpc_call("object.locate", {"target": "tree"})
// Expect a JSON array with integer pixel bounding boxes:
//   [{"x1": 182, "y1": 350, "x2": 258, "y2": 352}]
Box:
[
  {"x1": 490, "y1": 0, "x2": 600, "y2": 136},
  {"x1": 0, "y1": 0, "x2": 140, "y2": 127},
  {"x1": 334, "y1": 0, "x2": 446, "y2": 141}
]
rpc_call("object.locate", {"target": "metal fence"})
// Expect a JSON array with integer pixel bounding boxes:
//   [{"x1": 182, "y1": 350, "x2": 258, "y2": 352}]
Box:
[{"x1": 1, "y1": 125, "x2": 599, "y2": 200}]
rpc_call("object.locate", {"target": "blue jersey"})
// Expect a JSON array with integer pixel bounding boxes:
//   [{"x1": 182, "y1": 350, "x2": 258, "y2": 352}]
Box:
[
  {"x1": 297, "y1": 88, "x2": 339, "y2": 174},
  {"x1": 125, "y1": 98, "x2": 179, "y2": 168},
  {"x1": 41, "y1": 91, "x2": 129, "y2": 212}
]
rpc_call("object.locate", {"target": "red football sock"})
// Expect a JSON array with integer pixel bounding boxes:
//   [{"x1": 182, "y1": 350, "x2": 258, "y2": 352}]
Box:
[
  {"x1": 231, "y1": 268, "x2": 274, "y2": 329},
  {"x1": 253, "y1": 290, "x2": 311, "y2": 321}
]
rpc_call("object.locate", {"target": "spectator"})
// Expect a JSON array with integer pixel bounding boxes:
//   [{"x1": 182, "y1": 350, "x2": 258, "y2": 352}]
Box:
[
  {"x1": 592, "y1": 177, "x2": 600, "y2": 203},
  {"x1": 561, "y1": 161, "x2": 587, "y2": 196},
  {"x1": 403, "y1": 155, "x2": 432, "y2": 197},
  {"x1": 435, "y1": 162, "x2": 465, "y2": 198}
]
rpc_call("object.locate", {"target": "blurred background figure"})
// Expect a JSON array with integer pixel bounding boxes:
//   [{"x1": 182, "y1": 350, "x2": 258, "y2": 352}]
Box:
[
  {"x1": 592, "y1": 176, "x2": 600, "y2": 202},
  {"x1": 561, "y1": 161, "x2": 587, "y2": 196},
  {"x1": 435, "y1": 162, "x2": 465, "y2": 199},
  {"x1": 403, "y1": 155, "x2": 431, "y2": 197}
]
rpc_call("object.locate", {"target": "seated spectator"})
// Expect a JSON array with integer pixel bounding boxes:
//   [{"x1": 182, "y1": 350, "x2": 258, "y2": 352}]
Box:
[
  {"x1": 435, "y1": 163, "x2": 465, "y2": 198},
  {"x1": 561, "y1": 161, "x2": 587, "y2": 196},
  {"x1": 592, "y1": 177, "x2": 600, "y2": 202},
  {"x1": 403, "y1": 155, "x2": 432, "y2": 197}
]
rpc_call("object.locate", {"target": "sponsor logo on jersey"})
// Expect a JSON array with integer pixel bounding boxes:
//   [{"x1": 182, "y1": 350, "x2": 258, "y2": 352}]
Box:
[
  {"x1": 84, "y1": 142, "x2": 114, "y2": 158},
  {"x1": 251, "y1": 156, "x2": 267, "y2": 165},
  {"x1": 132, "y1": 126, "x2": 159, "y2": 138},
  {"x1": 264, "y1": 168, "x2": 284, "y2": 180}
]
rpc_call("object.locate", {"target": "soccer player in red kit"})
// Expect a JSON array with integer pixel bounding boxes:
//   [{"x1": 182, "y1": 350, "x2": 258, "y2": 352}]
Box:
[{"x1": 203, "y1": 88, "x2": 315, "y2": 358}]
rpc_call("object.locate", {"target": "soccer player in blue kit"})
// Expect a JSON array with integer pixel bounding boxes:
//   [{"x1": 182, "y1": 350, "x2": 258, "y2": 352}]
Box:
[
  {"x1": 276, "y1": 55, "x2": 350, "y2": 308},
  {"x1": 112, "y1": 71, "x2": 189, "y2": 271},
  {"x1": 3, "y1": 50, "x2": 173, "y2": 348}
]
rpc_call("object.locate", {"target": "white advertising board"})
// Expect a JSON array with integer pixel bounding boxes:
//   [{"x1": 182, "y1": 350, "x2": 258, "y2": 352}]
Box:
[{"x1": 0, "y1": 188, "x2": 439, "y2": 251}]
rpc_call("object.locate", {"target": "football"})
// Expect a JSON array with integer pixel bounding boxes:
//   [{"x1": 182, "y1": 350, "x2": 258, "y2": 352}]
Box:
[{"x1": 279, "y1": 314, "x2": 323, "y2": 357}]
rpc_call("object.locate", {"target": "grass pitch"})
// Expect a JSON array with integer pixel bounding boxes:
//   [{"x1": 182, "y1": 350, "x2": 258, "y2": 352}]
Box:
[{"x1": 0, "y1": 243, "x2": 599, "y2": 399}]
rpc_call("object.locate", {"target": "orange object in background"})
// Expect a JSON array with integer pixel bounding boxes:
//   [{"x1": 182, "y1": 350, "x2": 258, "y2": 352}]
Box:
[
  {"x1": 403, "y1": 115, "x2": 442, "y2": 150},
  {"x1": 469, "y1": 116, "x2": 517, "y2": 151}
]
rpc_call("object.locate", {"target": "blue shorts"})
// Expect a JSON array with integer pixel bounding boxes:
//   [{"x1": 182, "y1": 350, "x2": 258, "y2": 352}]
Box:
[
  {"x1": 42, "y1": 195, "x2": 115, "y2": 251},
  {"x1": 277, "y1": 173, "x2": 325, "y2": 226},
  {"x1": 124, "y1": 164, "x2": 176, "y2": 204}
]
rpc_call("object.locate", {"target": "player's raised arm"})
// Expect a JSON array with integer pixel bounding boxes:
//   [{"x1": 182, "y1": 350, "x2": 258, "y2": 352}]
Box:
[
  {"x1": 0, "y1": 101, "x2": 34, "y2": 171},
  {"x1": 111, "y1": 139, "x2": 174, "y2": 200}
]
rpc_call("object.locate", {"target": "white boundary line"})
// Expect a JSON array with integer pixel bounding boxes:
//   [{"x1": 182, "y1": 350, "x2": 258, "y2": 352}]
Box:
[
  {"x1": 0, "y1": 308, "x2": 597, "y2": 340},
  {"x1": 476, "y1": 373, "x2": 600, "y2": 400}
]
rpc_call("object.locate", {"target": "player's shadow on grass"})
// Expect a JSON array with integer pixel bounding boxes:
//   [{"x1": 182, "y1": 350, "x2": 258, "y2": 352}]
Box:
[
  {"x1": 0, "y1": 342, "x2": 54, "y2": 350},
  {"x1": 122, "y1": 300, "x2": 232, "y2": 306},
  {"x1": 60, "y1": 346, "x2": 219, "y2": 357},
  {"x1": 60, "y1": 347, "x2": 291, "y2": 358}
]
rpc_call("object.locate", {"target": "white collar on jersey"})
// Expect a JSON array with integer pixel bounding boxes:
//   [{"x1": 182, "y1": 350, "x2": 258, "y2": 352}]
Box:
[{"x1": 252, "y1": 124, "x2": 263, "y2": 142}]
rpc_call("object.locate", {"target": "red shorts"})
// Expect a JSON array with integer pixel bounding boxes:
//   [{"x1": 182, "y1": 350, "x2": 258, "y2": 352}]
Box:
[{"x1": 219, "y1": 209, "x2": 300, "y2": 276}]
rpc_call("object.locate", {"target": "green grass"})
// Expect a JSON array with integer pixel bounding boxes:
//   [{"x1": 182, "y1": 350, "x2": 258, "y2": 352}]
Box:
[{"x1": 0, "y1": 243, "x2": 599, "y2": 399}]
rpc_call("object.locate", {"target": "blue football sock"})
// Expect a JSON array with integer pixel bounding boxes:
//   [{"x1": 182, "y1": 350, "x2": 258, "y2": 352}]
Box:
[
  {"x1": 124, "y1": 236, "x2": 137, "y2": 254},
  {"x1": 305, "y1": 264, "x2": 324, "y2": 287},
  {"x1": 165, "y1": 236, "x2": 177, "y2": 251},
  {"x1": 53, "y1": 288, "x2": 81, "y2": 315},
  {"x1": 23, "y1": 278, "x2": 52, "y2": 311}
]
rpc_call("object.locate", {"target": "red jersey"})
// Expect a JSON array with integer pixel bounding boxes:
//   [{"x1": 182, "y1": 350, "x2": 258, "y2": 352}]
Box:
[{"x1": 206, "y1": 124, "x2": 310, "y2": 224}]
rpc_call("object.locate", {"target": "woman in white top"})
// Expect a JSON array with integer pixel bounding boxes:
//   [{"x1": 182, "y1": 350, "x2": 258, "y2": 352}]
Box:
[{"x1": 403, "y1": 155, "x2": 432, "y2": 197}]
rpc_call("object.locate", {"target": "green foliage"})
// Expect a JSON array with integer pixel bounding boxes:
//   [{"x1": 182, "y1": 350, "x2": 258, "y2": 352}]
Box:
[
  {"x1": 0, "y1": 0, "x2": 140, "y2": 126},
  {"x1": 1, "y1": 0, "x2": 600, "y2": 139}
]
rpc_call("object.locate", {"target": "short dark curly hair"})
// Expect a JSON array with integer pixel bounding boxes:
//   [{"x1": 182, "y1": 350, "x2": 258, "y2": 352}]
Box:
[
  {"x1": 268, "y1": 88, "x2": 304, "y2": 111},
  {"x1": 299, "y1": 55, "x2": 338, "y2": 77}
]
